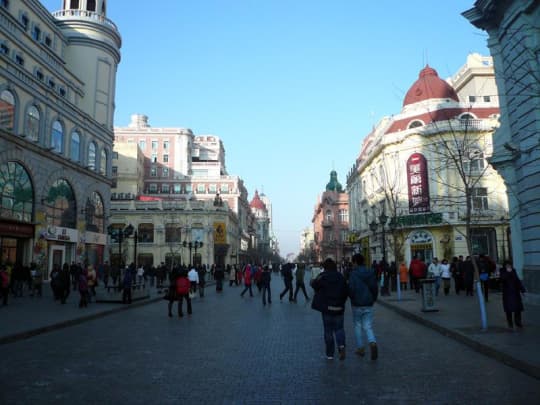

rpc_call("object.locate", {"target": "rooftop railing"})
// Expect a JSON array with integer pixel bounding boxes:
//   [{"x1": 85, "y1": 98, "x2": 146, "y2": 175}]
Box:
[{"x1": 51, "y1": 10, "x2": 118, "y2": 31}]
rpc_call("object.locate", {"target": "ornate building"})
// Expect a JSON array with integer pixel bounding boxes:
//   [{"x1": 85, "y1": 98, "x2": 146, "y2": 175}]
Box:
[
  {"x1": 0, "y1": 0, "x2": 121, "y2": 273},
  {"x1": 249, "y1": 190, "x2": 271, "y2": 263},
  {"x1": 464, "y1": 0, "x2": 540, "y2": 299},
  {"x1": 111, "y1": 114, "x2": 255, "y2": 267},
  {"x1": 347, "y1": 54, "x2": 509, "y2": 267},
  {"x1": 312, "y1": 170, "x2": 350, "y2": 264}
]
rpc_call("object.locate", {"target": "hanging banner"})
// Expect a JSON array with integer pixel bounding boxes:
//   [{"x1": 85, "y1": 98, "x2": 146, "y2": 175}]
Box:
[
  {"x1": 213, "y1": 222, "x2": 227, "y2": 244},
  {"x1": 407, "y1": 153, "x2": 430, "y2": 213}
]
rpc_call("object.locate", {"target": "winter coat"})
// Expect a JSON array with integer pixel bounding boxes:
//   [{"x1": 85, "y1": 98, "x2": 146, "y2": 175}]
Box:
[
  {"x1": 409, "y1": 259, "x2": 426, "y2": 278},
  {"x1": 500, "y1": 268, "x2": 525, "y2": 313},
  {"x1": 176, "y1": 276, "x2": 190, "y2": 295},
  {"x1": 399, "y1": 264, "x2": 409, "y2": 283},
  {"x1": 348, "y1": 266, "x2": 378, "y2": 307},
  {"x1": 310, "y1": 270, "x2": 348, "y2": 314},
  {"x1": 260, "y1": 270, "x2": 271, "y2": 287},
  {"x1": 243, "y1": 268, "x2": 252, "y2": 285}
]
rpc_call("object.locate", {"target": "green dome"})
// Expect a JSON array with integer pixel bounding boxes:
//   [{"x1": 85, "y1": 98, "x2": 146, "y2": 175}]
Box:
[{"x1": 326, "y1": 170, "x2": 343, "y2": 192}]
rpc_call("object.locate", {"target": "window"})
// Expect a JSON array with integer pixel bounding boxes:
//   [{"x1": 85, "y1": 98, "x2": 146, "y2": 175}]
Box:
[
  {"x1": 0, "y1": 42, "x2": 8, "y2": 55},
  {"x1": 151, "y1": 140, "x2": 158, "y2": 150},
  {"x1": 44, "y1": 35, "x2": 52, "y2": 47},
  {"x1": 36, "y1": 69, "x2": 44, "y2": 81},
  {"x1": 20, "y1": 14, "x2": 29, "y2": 30},
  {"x1": 209, "y1": 184, "x2": 217, "y2": 193},
  {"x1": 148, "y1": 183, "x2": 157, "y2": 193},
  {"x1": 174, "y1": 184, "x2": 181, "y2": 194},
  {"x1": 87, "y1": 0, "x2": 96, "y2": 11},
  {"x1": 165, "y1": 224, "x2": 182, "y2": 243},
  {"x1": 48, "y1": 78, "x2": 55, "y2": 89},
  {"x1": 84, "y1": 192, "x2": 104, "y2": 233},
  {"x1": 483, "y1": 96, "x2": 491, "y2": 102},
  {"x1": 87, "y1": 142, "x2": 96, "y2": 170},
  {"x1": 472, "y1": 188, "x2": 488, "y2": 210},
  {"x1": 325, "y1": 210, "x2": 332, "y2": 222},
  {"x1": 43, "y1": 178, "x2": 76, "y2": 228},
  {"x1": 26, "y1": 105, "x2": 39, "y2": 141},
  {"x1": 163, "y1": 154, "x2": 169, "y2": 163},
  {"x1": 112, "y1": 151, "x2": 118, "y2": 159},
  {"x1": 138, "y1": 223, "x2": 154, "y2": 243},
  {"x1": 408, "y1": 120, "x2": 423, "y2": 129},
  {"x1": 31, "y1": 26, "x2": 41, "y2": 41},
  {"x1": 339, "y1": 209, "x2": 348, "y2": 223},
  {"x1": 468, "y1": 96, "x2": 476, "y2": 103},
  {"x1": 14, "y1": 53, "x2": 24, "y2": 66},
  {"x1": 0, "y1": 90, "x2": 15, "y2": 131},
  {"x1": 51, "y1": 120, "x2": 63, "y2": 153},
  {"x1": 162, "y1": 167, "x2": 169, "y2": 177},
  {"x1": 185, "y1": 184, "x2": 192, "y2": 193},
  {"x1": 70, "y1": 131, "x2": 80, "y2": 162},
  {"x1": 112, "y1": 166, "x2": 117, "y2": 176},
  {"x1": 100, "y1": 149, "x2": 107, "y2": 175},
  {"x1": 150, "y1": 166, "x2": 157, "y2": 177},
  {"x1": 464, "y1": 151, "x2": 485, "y2": 174},
  {"x1": 163, "y1": 141, "x2": 169, "y2": 150},
  {"x1": 162, "y1": 184, "x2": 169, "y2": 194},
  {"x1": 59, "y1": 87, "x2": 66, "y2": 97},
  {"x1": 151, "y1": 153, "x2": 157, "y2": 163},
  {"x1": 138, "y1": 140, "x2": 146, "y2": 150},
  {"x1": 0, "y1": 161, "x2": 33, "y2": 223},
  {"x1": 196, "y1": 184, "x2": 206, "y2": 193},
  {"x1": 220, "y1": 183, "x2": 229, "y2": 193}
]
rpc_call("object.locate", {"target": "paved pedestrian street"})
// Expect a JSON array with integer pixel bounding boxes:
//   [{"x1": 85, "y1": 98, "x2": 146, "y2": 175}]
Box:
[{"x1": 1, "y1": 283, "x2": 539, "y2": 404}]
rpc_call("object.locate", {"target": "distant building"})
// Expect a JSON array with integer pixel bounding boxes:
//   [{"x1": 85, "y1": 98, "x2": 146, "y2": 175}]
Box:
[
  {"x1": 0, "y1": 0, "x2": 121, "y2": 272},
  {"x1": 312, "y1": 170, "x2": 350, "y2": 264},
  {"x1": 347, "y1": 54, "x2": 509, "y2": 266},
  {"x1": 250, "y1": 190, "x2": 271, "y2": 262},
  {"x1": 464, "y1": 0, "x2": 540, "y2": 299}
]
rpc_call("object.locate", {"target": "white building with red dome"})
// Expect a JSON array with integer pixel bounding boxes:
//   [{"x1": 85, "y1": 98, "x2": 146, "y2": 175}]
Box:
[
  {"x1": 249, "y1": 190, "x2": 272, "y2": 262},
  {"x1": 347, "y1": 54, "x2": 509, "y2": 266}
]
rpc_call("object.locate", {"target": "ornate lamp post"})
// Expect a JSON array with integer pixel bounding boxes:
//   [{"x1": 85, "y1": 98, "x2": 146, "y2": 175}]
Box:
[{"x1": 183, "y1": 240, "x2": 204, "y2": 266}]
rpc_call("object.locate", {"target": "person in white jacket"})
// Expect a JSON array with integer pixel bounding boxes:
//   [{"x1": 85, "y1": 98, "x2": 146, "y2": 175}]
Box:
[
  {"x1": 427, "y1": 258, "x2": 442, "y2": 296},
  {"x1": 188, "y1": 266, "x2": 199, "y2": 295},
  {"x1": 440, "y1": 259, "x2": 451, "y2": 296}
]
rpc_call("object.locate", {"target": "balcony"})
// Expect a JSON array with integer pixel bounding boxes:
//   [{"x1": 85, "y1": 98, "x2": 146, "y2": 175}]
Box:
[
  {"x1": 322, "y1": 219, "x2": 334, "y2": 228},
  {"x1": 52, "y1": 10, "x2": 118, "y2": 31}
]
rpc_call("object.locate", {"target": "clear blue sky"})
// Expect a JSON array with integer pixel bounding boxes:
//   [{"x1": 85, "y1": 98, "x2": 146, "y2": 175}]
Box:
[{"x1": 43, "y1": 0, "x2": 488, "y2": 257}]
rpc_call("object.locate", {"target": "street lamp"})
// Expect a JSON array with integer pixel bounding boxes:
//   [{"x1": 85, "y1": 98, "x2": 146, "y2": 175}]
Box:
[
  {"x1": 107, "y1": 223, "x2": 134, "y2": 287},
  {"x1": 183, "y1": 240, "x2": 204, "y2": 266}
]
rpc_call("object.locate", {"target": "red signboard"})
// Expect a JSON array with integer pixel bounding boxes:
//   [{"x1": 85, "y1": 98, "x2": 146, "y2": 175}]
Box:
[
  {"x1": 407, "y1": 153, "x2": 430, "y2": 213},
  {"x1": 0, "y1": 221, "x2": 34, "y2": 237}
]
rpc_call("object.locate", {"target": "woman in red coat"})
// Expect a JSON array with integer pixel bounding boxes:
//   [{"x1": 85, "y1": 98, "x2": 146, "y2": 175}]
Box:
[{"x1": 500, "y1": 260, "x2": 526, "y2": 329}]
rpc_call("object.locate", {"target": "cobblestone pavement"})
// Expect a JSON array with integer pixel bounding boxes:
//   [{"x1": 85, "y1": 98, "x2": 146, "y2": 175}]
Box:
[{"x1": 1, "y1": 281, "x2": 539, "y2": 405}]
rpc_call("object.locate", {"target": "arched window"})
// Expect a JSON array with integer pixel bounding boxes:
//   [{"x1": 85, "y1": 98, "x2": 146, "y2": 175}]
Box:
[
  {"x1": 0, "y1": 89, "x2": 15, "y2": 131},
  {"x1": 26, "y1": 105, "x2": 40, "y2": 141},
  {"x1": 464, "y1": 150, "x2": 485, "y2": 174},
  {"x1": 43, "y1": 178, "x2": 76, "y2": 228},
  {"x1": 70, "y1": 131, "x2": 80, "y2": 162},
  {"x1": 0, "y1": 161, "x2": 33, "y2": 223},
  {"x1": 325, "y1": 209, "x2": 333, "y2": 222},
  {"x1": 51, "y1": 120, "x2": 63, "y2": 153},
  {"x1": 85, "y1": 191, "x2": 104, "y2": 233},
  {"x1": 408, "y1": 120, "x2": 423, "y2": 129},
  {"x1": 87, "y1": 142, "x2": 96, "y2": 170},
  {"x1": 100, "y1": 149, "x2": 107, "y2": 175}
]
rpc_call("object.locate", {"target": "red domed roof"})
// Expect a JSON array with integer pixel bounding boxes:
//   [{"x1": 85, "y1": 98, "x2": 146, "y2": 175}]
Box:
[
  {"x1": 403, "y1": 65, "x2": 459, "y2": 107},
  {"x1": 250, "y1": 190, "x2": 267, "y2": 210}
]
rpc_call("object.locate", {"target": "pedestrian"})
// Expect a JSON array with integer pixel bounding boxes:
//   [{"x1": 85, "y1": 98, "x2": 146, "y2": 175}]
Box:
[
  {"x1": 279, "y1": 262, "x2": 294, "y2": 302},
  {"x1": 310, "y1": 258, "x2": 348, "y2": 360},
  {"x1": 409, "y1": 256, "x2": 426, "y2": 293},
  {"x1": 50, "y1": 264, "x2": 62, "y2": 300},
  {"x1": 348, "y1": 253, "x2": 379, "y2": 360},
  {"x1": 463, "y1": 256, "x2": 475, "y2": 296},
  {"x1": 293, "y1": 264, "x2": 310, "y2": 303},
  {"x1": 240, "y1": 264, "x2": 253, "y2": 297},
  {"x1": 451, "y1": 256, "x2": 462, "y2": 295},
  {"x1": 197, "y1": 265, "x2": 206, "y2": 298},
  {"x1": 254, "y1": 265, "x2": 263, "y2": 292},
  {"x1": 499, "y1": 260, "x2": 526, "y2": 330},
  {"x1": 87, "y1": 265, "x2": 97, "y2": 301},
  {"x1": 188, "y1": 265, "x2": 199, "y2": 296},
  {"x1": 261, "y1": 265, "x2": 272, "y2": 306},
  {"x1": 174, "y1": 269, "x2": 192, "y2": 317},
  {"x1": 29, "y1": 263, "x2": 43, "y2": 297},
  {"x1": 111, "y1": 264, "x2": 120, "y2": 287},
  {"x1": 399, "y1": 262, "x2": 408, "y2": 291},
  {"x1": 136, "y1": 264, "x2": 145, "y2": 285},
  {"x1": 59, "y1": 263, "x2": 71, "y2": 304},
  {"x1": 78, "y1": 268, "x2": 89, "y2": 308},
  {"x1": 103, "y1": 261, "x2": 111, "y2": 287},
  {"x1": 440, "y1": 259, "x2": 451, "y2": 296},
  {"x1": 478, "y1": 254, "x2": 493, "y2": 302},
  {"x1": 229, "y1": 265, "x2": 237, "y2": 287},
  {"x1": 122, "y1": 267, "x2": 133, "y2": 304},
  {"x1": 427, "y1": 258, "x2": 442, "y2": 296},
  {"x1": 214, "y1": 265, "x2": 225, "y2": 292},
  {"x1": 0, "y1": 265, "x2": 9, "y2": 306}
]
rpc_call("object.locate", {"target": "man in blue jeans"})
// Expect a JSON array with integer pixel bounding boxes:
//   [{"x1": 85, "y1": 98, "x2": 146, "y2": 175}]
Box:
[
  {"x1": 348, "y1": 253, "x2": 379, "y2": 360},
  {"x1": 310, "y1": 258, "x2": 348, "y2": 360}
]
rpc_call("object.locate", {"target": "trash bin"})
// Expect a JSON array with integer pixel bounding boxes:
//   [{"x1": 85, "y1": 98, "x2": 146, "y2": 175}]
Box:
[{"x1": 420, "y1": 278, "x2": 438, "y2": 312}]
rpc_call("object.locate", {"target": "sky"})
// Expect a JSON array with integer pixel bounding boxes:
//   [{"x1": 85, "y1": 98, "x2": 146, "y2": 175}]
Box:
[{"x1": 42, "y1": 0, "x2": 489, "y2": 257}]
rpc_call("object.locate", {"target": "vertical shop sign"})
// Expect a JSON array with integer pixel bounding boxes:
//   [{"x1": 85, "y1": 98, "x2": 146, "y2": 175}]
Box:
[{"x1": 407, "y1": 153, "x2": 430, "y2": 213}]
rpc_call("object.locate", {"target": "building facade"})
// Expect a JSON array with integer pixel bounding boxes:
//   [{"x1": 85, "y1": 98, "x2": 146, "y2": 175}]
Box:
[
  {"x1": 0, "y1": 0, "x2": 121, "y2": 273},
  {"x1": 464, "y1": 0, "x2": 540, "y2": 299},
  {"x1": 347, "y1": 54, "x2": 509, "y2": 267},
  {"x1": 312, "y1": 170, "x2": 350, "y2": 264},
  {"x1": 111, "y1": 114, "x2": 257, "y2": 267}
]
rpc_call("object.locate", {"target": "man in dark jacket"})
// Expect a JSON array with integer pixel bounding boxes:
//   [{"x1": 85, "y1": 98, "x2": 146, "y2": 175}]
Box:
[
  {"x1": 261, "y1": 265, "x2": 272, "y2": 306},
  {"x1": 348, "y1": 253, "x2": 379, "y2": 360},
  {"x1": 310, "y1": 258, "x2": 348, "y2": 360},
  {"x1": 279, "y1": 263, "x2": 294, "y2": 302}
]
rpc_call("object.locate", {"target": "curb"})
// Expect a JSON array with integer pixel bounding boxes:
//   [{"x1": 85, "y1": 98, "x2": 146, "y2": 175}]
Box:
[
  {"x1": 377, "y1": 299, "x2": 540, "y2": 381},
  {"x1": 0, "y1": 296, "x2": 163, "y2": 346}
]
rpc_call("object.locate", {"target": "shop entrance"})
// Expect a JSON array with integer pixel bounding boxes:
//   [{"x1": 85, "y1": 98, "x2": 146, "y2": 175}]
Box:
[{"x1": 49, "y1": 245, "x2": 66, "y2": 273}]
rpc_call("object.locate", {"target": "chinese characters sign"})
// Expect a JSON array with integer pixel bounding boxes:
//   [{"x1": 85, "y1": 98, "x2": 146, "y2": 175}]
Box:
[{"x1": 407, "y1": 153, "x2": 430, "y2": 213}]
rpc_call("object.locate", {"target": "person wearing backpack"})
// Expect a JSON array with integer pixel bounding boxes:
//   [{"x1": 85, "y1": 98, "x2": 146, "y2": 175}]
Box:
[
  {"x1": 173, "y1": 269, "x2": 192, "y2": 317},
  {"x1": 348, "y1": 253, "x2": 379, "y2": 360}
]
